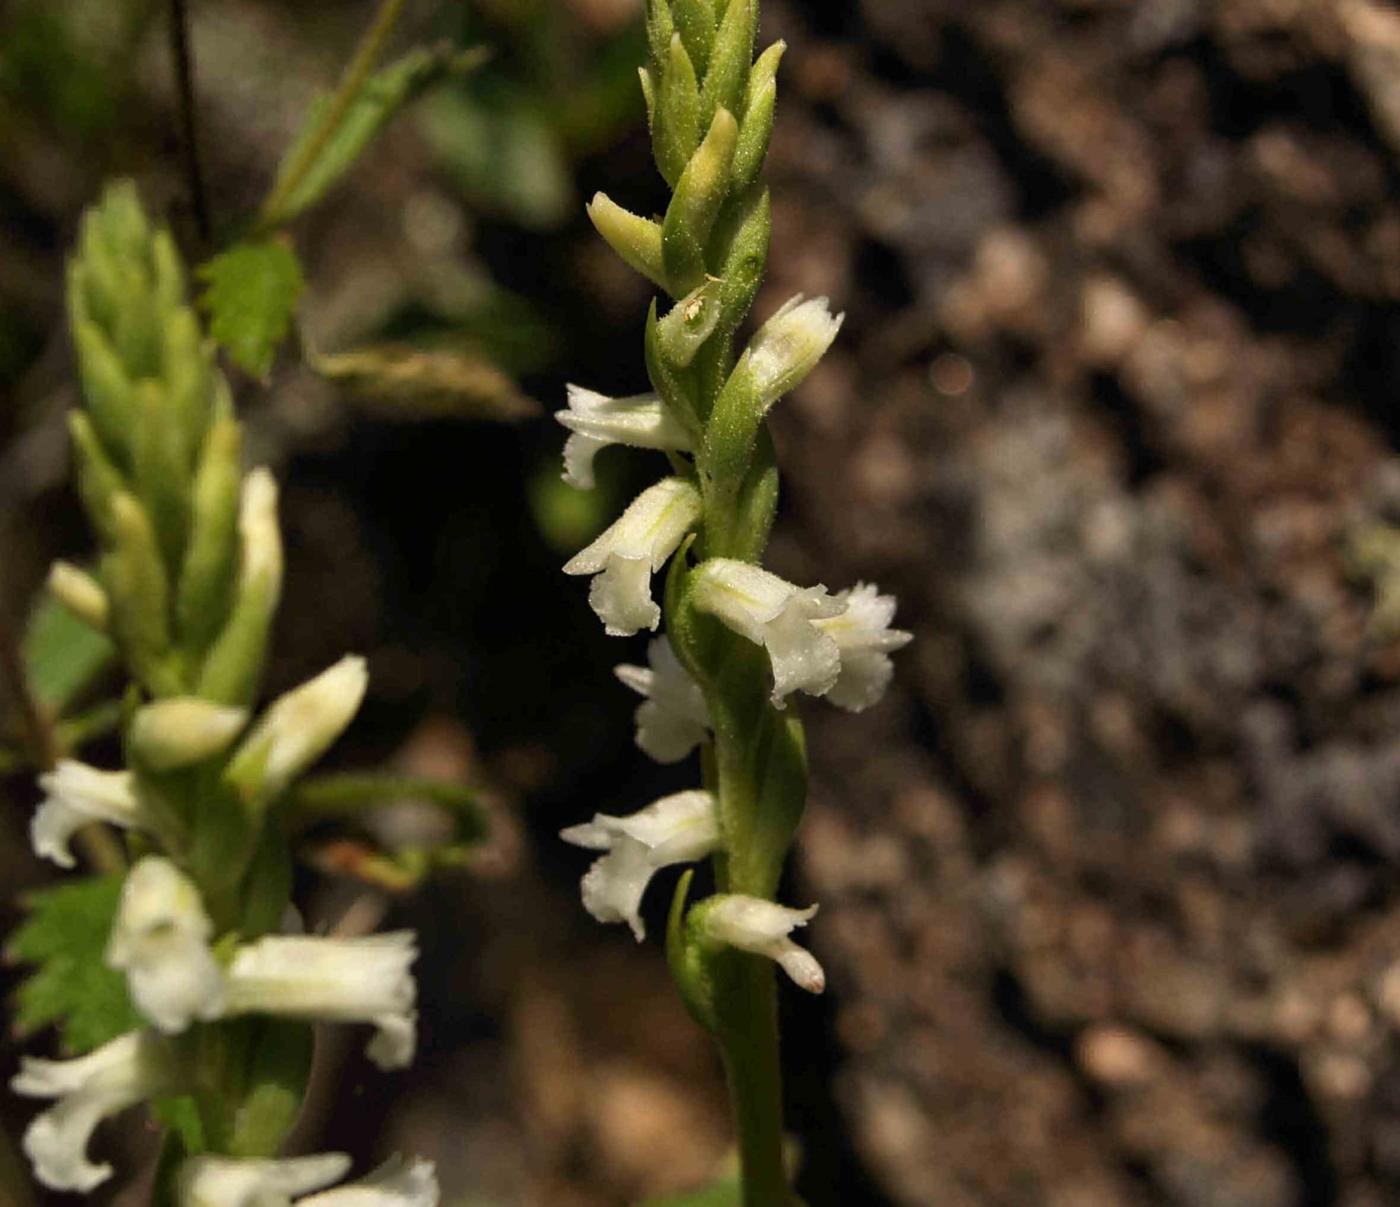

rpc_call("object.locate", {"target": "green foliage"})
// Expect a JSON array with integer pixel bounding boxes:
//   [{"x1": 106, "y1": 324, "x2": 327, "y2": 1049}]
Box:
[
  {"x1": 641, "y1": 1178, "x2": 742, "y2": 1207},
  {"x1": 308, "y1": 342, "x2": 538, "y2": 421},
  {"x1": 22, "y1": 594, "x2": 115, "y2": 714},
  {"x1": 8, "y1": 874, "x2": 142, "y2": 1053},
  {"x1": 262, "y1": 45, "x2": 487, "y2": 228},
  {"x1": 198, "y1": 240, "x2": 306, "y2": 379}
]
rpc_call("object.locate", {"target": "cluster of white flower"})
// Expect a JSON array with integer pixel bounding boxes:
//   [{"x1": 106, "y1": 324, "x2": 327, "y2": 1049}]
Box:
[
  {"x1": 14, "y1": 657, "x2": 435, "y2": 1204},
  {"x1": 556, "y1": 293, "x2": 911, "y2": 989}
]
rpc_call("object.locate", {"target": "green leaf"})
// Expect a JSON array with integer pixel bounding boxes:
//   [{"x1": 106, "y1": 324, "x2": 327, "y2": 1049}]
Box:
[
  {"x1": 307, "y1": 342, "x2": 539, "y2": 421},
  {"x1": 640, "y1": 1177, "x2": 741, "y2": 1207},
  {"x1": 8, "y1": 873, "x2": 142, "y2": 1053},
  {"x1": 22, "y1": 594, "x2": 116, "y2": 715},
  {"x1": 264, "y1": 45, "x2": 487, "y2": 227},
  {"x1": 198, "y1": 239, "x2": 305, "y2": 379}
]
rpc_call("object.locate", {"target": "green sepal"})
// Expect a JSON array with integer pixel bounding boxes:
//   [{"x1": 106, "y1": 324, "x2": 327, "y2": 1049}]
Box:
[
  {"x1": 224, "y1": 1020, "x2": 314, "y2": 1158},
  {"x1": 729, "y1": 428, "x2": 780, "y2": 562},
  {"x1": 710, "y1": 185, "x2": 770, "y2": 335},
  {"x1": 69, "y1": 412, "x2": 127, "y2": 543},
  {"x1": 732, "y1": 41, "x2": 783, "y2": 193},
  {"x1": 701, "y1": 344, "x2": 765, "y2": 508},
  {"x1": 658, "y1": 278, "x2": 724, "y2": 369},
  {"x1": 72, "y1": 319, "x2": 135, "y2": 465},
  {"x1": 655, "y1": 35, "x2": 702, "y2": 190},
  {"x1": 742, "y1": 709, "x2": 808, "y2": 896},
  {"x1": 672, "y1": 0, "x2": 718, "y2": 76},
  {"x1": 699, "y1": 0, "x2": 754, "y2": 131},
  {"x1": 645, "y1": 299, "x2": 703, "y2": 433},
  {"x1": 662, "y1": 106, "x2": 739, "y2": 295},
  {"x1": 645, "y1": 0, "x2": 676, "y2": 74},
  {"x1": 197, "y1": 486, "x2": 283, "y2": 709},
  {"x1": 587, "y1": 192, "x2": 670, "y2": 292},
  {"x1": 151, "y1": 229, "x2": 188, "y2": 323},
  {"x1": 666, "y1": 869, "x2": 718, "y2": 1031},
  {"x1": 131, "y1": 380, "x2": 192, "y2": 571},
  {"x1": 177, "y1": 416, "x2": 244, "y2": 660},
  {"x1": 103, "y1": 492, "x2": 180, "y2": 696},
  {"x1": 162, "y1": 306, "x2": 215, "y2": 470}
]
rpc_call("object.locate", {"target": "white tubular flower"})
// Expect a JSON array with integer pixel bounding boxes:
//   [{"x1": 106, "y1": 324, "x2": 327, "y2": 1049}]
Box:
[
  {"x1": 614, "y1": 636, "x2": 711, "y2": 763},
  {"x1": 12, "y1": 1031, "x2": 173, "y2": 1192},
  {"x1": 129, "y1": 698, "x2": 249, "y2": 771},
  {"x1": 560, "y1": 789, "x2": 720, "y2": 941},
  {"x1": 814, "y1": 583, "x2": 913, "y2": 712},
  {"x1": 177, "y1": 1152, "x2": 351, "y2": 1207},
  {"x1": 556, "y1": 386, "x2": 692, "y2": 490},
  {"x1": 690, "y1": 559, "x2": 846, "y2": 705},
  {"x1": 179, "y1": 1153, "x2": 439, "y2": 1207},
  {"x1": 563, "y1": 478, "x2": 701, "y2": 636},
  {"x1": 699, "y1": 895, "x2": 826, "y2": 994},
  {"x1": 106, "y1": 857, "x2": 226, "y2": 1034},
  {"x1": 300, "y1": 1156, "x2": 439, "y2": 1207},
  {"x1": 743, "y1": 294, "x2": 843, "y2": 410},
  {"x1": 226, "y1": 655, "x2": 368, "y2": 801},
  {"x1": 31, "y1": 760, "x2": 148, "y2": 869},
  {"x1": 223, "y1": 933, "x2": 418, "y2": 1070}
]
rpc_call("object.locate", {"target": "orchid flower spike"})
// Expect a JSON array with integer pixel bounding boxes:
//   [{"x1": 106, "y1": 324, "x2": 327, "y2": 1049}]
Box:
[
  {"x1": 690, "y1": 559, "x2": 846, "y2": 704},
  {"x1": 560, "y1": 790, "x2": 720, "y2": 940},
  {"x1": 614, "y1": 636, "x2": 711, "y2": 763},
  {"x1": 12, "y1": 1031, "x2": 174, "y2": 1192},
  {"x1": 556, "y1": 386, "x2": 692, "y2": 490},
  {"x1": 814, "y1": 583, "x2": 913, "y2": 711},
  {"x1": 31, "y1": 760, "x2": 149, "y2": 869},
  {"x1": 178, "y1": 1153, "x2": 439, "y2": 1207},
  {"x1": 223, "y1": 932, "x2": 418, "y2": 1069},
  {"x1": 697, "y1": 895, "x2": 826, "y2": 993},
  {"x1": 106, "y1": 857, "x2": 225, "y2": 1034},
  {"x1": 225, "y1": 655, "x2": 368, "y2": 802},
  {"x1": 563, "y1": 477, "x2": 701, "y2": 636}
]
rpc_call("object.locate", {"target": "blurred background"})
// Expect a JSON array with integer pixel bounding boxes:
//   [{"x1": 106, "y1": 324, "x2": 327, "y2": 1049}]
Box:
[{"x1": 8, "y1": 0, "x2": 1400, "y2": 1203}]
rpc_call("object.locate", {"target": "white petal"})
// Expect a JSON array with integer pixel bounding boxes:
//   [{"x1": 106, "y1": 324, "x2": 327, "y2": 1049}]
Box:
[
  {"x1": 699, "y1": 895, "x2": 825, "y2": 994},
  {"x1": 31, "y1": 761, "x2": 144, "y2": 869},
  {"x1": 579, "y1": 838, "x2": 655, "y2": 940},
  {"x1": 13, "y1": 1031, "x2": 169, "y2": 1193},
  {"x1": 564, "y1": 480, "x2": 701, "y2": 637},
  {"x1": 615, "y1": 638, "x2": 711, "y2": 763},
  {"x1": 297, "y1": 1156, "x2": 439, "y2": 1207},
  {"x1": 744, "y1": 294, "x2": 844, "y2": 409},
  {"x1": 224, "y1": 933, "x2": 417, "y2": 1069},
  {"x1": 129, "y1": 699, "x2": 249, "y2": 771},
  {"x1": 178, "y1": 1152, "x2": 352, "y2": 1207},
  {"x1": 556, "y1": 387, "x2": 691, "y2": 490},
  {"x1": 816, "y1": 583, "x2": 913, "y2": 712},
  {"x1": 106, "y1": 857, "x2": 225, "y2": 1034}
]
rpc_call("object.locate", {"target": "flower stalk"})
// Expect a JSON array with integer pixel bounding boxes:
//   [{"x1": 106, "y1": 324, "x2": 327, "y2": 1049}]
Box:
[{"x1": 557, "y1": 4, "x2": 911, "y2": 1202}]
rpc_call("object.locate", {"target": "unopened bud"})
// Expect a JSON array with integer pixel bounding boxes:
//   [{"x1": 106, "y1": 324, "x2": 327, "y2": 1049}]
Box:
[
  {"x1": 130, "y1": 698, "x2": 249, "y2": 771},
  {"x1": 587, "y1": 193, "x2": 668, "y2": 292},
  {"x1": 662, "y1": 106, "x2": 738, "y2": 294},
  {"x1": 46, "y1": 561, "x2": 109, "y2": 631}
]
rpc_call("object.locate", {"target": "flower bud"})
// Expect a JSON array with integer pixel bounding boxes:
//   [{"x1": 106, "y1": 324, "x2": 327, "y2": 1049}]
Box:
[
  {"x1": 129, "y1": 697, "x2": 248, "y2": 771},
  {"x1": 662, "y1": 106, "x2": 738, "y2": 295},
  {"x1": 563, "y1": 478, "x2": 701, "y2": 635},
  {"x1": 106, "y1": 857, "x2": 225, "y2": 1033},
  {"x1": 731, "y1": 40, "x2": 784, "y2": 192},
  {"x1": 102, "y1": 491, "x2": 175, "y2": 694},
  {"x1": 177, "y1": 416, "x2": 244, "y2": 656},
  {"x1": 225, "y1": 655, "x2": 368, "y2": 806},
  {"x1": 586, "y1": 193, "x2": 668, "y2": 291},
  {"x1": 654, "y1": 34, "x2": 702, "y2": 189},
  {"x1": 699, "y1": 0, "x2": 754, "y2": 127},
  {"x1": 47, "y1": 560, "x2": 109, "y2": 631},
  {"x1": 656, "y1": 278, "x2": 723, "y2": 368}
]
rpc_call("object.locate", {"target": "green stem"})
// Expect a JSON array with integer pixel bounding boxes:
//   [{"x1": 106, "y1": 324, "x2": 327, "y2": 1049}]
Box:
[
  {"x1": 256, "y1": 0, "x2": 408, "y2": 229},
  {"x1": 715, "y1": 954, "x2": 790, "y2": 1207}
]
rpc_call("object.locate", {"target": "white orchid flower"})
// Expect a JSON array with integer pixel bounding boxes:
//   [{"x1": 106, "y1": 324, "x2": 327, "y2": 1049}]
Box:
[{"x1": 614, "y1": 636, "x2": 711, "y2": 763}]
